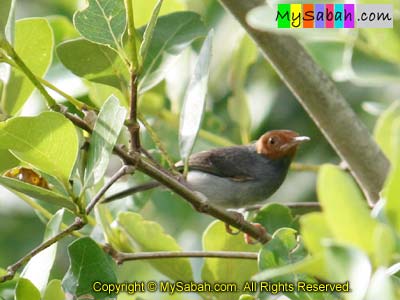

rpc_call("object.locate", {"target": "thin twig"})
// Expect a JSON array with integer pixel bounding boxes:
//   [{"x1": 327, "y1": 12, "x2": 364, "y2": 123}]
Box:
[
  {"x1": 86, "y1": 165, "x2": 136, "y2": 215},
  {"x1": 15, "y1": 192, "x2": 84, "y2": 238},
  {"x1": 291, "y1": 162, "x2": 320, "y2": 172},
  {"x1": 0, "y1": 218, "x2": 85, "y2": 283},
  {"x1": 245, "y1": 202, "x2": 321, "y2": 213},
  {"x1": 102, "y1": 181, "x2": 161, "y2": 203},
  {"x1": 104, "y1": 245, "x2": 257, "y2": 264},
  {"x1": 128, "y1": 73, "x2": 141, "y2": 151}
]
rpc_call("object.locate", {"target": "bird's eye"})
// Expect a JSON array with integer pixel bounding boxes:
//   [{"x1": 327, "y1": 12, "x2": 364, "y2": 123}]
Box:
[{"x1": 268, "y1": 136, "x2": 277, "y2": 145}]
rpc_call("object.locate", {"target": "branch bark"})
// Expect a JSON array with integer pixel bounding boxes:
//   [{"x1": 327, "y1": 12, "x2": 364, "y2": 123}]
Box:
[
  {"x1": 105, "y1": 247, "x2": 257, "y2": 264},
  {"x1": 218, "y1": 0, "x2": 389, "y2": 205}
]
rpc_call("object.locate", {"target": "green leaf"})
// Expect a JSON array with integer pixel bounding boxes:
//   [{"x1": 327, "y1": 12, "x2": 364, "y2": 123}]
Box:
[
  {"x1": 317, "y1": 164, "x2": 378, "y2": 254},
  {"x1": 359, "y1": 21, "x2": 400, "y2": 65},
  {"x1": 138, "y1": 12, "x2": 207, "y2": 93},
  {"x1": 252, "y1": 203, "x2": 297, "y2": 234},
  {"x1": 0, "y1": 112, "x2": 79, "y2": 185},
  {"x1": 0, "y1": 150, "x2": 19, "y2": 173},
  {"x1": 258, "y1": 228, "x2": 325, "y2": 300},
  {"x1": 57, "y1": 38, "x2": 129, "y2": 90},
  {"x1": 84, "y1": 95, "x2": 126, "y2": 188},
  {"x1": 179, "y1": 30, "x2": 213, "y2": 163},
  {"x1": 15, "y1": 278, "x2": 41, "y2": 300},
  {"x1": 202, "y1": 221, "x2": 258, "y2": 300},
  {"x1": 134, "y1": 0, "x2": 183, "y2": 27},
  {"x1": 48, "y1": 16, "x2": 79, "y2": 46},
  {"x1": 62, "y1": 237, "x2": 117, "y2": 299},
  {"x1": 21, "y1": 210, "x2": 64, "y2": 293},
  {"x1": 373, "y1": 101, "x2": 400, "y2": 163},
  {"x1": 139, "y1": 0, "x2": 163, "y2": 65},
  {"x1": 73, "y1": 0, "x2": 126, "y2": 50},
  {"x1": 253, "y1": 254, "x2": 327, "y2": 282},
  {"x1": 384, "y1": 119, "x2": 400, "y2": 233},
  {"x1": 2, "y1": 18, "x2": 53, "y2": 115},
  {"x1": 300, "y1": 212, "x2": 333, "y2": 255},
  {"x1": 372, "y1": 224, "x2": 395, "y2": 267},
  {"x1": 117, "y1": 212, "x2": 193, "y2": 281},
  {"x1": 43, "y1": 280, "x2": 65, "y2": 300},
  {"x1": 0, "y1": 176, "x2": 76, "y2": 211},
  {"x1": 325, "y1": 244, "x2": 371, "y2": 300},
  {"x1": 0, "y1": 0, "x2": 14, "y2": 41},
  {"x1": 228, "y1": 35, "x2": 257, "y2": 143}
]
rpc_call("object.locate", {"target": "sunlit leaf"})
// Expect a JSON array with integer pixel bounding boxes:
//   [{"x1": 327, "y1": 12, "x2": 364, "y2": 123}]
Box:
[
  {"x1": 384, "y1": 119, "x2": 400, "y2": 233},
  {"x1": 2, "y1": 18, "x2": 53, "y2": 115},
  {"x1": 0, "y1": 112, "x2": 79, "y2": 185},
  {"x1": 138, "y1": 12, "x2": 207, "y2": 93},
  {"x1": 43, "y1": 280, "x2": 65, "y2": 300},
  {"x1": 0, "y1": 0, "x2": 14, "y2": 42},
  {"x1": 15, "y1": 278, "x2": 41, "y2": 300},
  {"x1": 21, "y1": 210, "x2": 64, "y2": 293},
  {"x1": 202, "y1": 221, "x2": 258, "y2": 300},
  {"x1": 179, "y1": 30, "x2": 213, "y2": 163},
  {"x1": 317, "y1": 164, "x2": 378, "y2": 254},
  {"x1": 62, "y1": 237, "x2": 117, "y2": 299},
  {"x1": 0, "y1": 150, "x2": 19, "y2": 173},
  {"x1": 117, "y1": 212, "x2": 193, "y2": 281},
  {"x1": 373, "y1": 101, "x2": 400, "y2": 163},
  {"x1": 134, "y1": 0, "x2": 183, "y2": 27},
  {"x1": 73, "y1": 0, "x2": 126, "y2": 50},
  {"x1": 0, "y1": 176, "x2": 76, "y2": 211},
  {"x1": 84, "y1": 95, "x2": 126, "y2": 188},
  {"x1": 300, "y1": 212, "x2": 333, "y2": 255}
]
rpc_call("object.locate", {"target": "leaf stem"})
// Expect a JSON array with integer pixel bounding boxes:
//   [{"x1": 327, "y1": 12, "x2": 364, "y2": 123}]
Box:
[
  {"x1": 86, "y1": 165, "x2": 135, "y2": 215},
  {"x1": 0, "y1": 218, "x2": 85, "y2": 283},
  {"x1": 0, "y1": 41, "x2": 58, "y2": 110}
]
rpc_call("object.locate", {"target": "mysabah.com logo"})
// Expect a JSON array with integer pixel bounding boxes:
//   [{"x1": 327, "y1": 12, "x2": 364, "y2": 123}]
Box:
[{"x1": 275, "y1": 4, "x2": 393, "y2": 28}]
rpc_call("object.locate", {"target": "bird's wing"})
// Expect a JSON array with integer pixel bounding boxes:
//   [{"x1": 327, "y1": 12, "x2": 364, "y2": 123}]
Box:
[{"x1": 176, "y1": 146, "x2": 256, "y2": 181}]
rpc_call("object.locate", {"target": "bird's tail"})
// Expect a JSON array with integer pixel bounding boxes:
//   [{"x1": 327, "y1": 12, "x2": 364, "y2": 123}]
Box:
[{"x1": 102, "y1": 181, "x2": 161, "y2": 203}]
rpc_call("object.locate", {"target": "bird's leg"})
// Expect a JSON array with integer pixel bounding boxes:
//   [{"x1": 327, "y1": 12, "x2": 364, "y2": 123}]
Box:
[
  {"x1": 225, "y1": 210, "x2": 267, "y2": 244},
  {"x1": 244, "y1": 223, "x2": 267, "y2": 245}
]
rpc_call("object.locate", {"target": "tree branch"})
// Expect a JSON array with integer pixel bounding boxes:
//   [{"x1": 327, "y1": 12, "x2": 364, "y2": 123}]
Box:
[
  {"x1": 218, "y1": 0, "x2": 389, "y2": 205},
  {"x1": 104, "y1": 245, "x2": 257, "y2": 264},
  {"x1": 0, "y1": 218, "x2": 85, "y2": 283}
]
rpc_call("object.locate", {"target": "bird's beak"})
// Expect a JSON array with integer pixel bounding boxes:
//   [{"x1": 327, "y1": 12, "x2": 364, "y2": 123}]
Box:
[{"x1": 280, "y1": 136, "x2": 310, "y2": 151}]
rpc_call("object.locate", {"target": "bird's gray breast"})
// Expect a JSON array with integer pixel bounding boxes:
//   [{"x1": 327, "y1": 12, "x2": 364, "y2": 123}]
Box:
[{"x1": 186, "y1": 155, "x2": 290, "y2": 208}]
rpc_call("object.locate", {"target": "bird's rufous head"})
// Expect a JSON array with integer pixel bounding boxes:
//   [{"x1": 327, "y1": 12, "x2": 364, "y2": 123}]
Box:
[{"x1": 256, "y1": 130, "x2": 310, "y2": 160}]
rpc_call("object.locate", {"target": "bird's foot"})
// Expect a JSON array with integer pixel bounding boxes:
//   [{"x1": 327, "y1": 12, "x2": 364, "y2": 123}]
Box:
[
  {"x1": 224, "y1": 211, "x2": 246, "y2": 235},
  {"x1": 244, "y1": 223, "x2": 267, "y2": 245}
]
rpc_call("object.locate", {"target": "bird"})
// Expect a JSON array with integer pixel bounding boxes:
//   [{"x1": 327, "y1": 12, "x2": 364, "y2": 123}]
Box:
[{"x1": 105, "y1": 130, "x2": 310, "y2": 209}]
